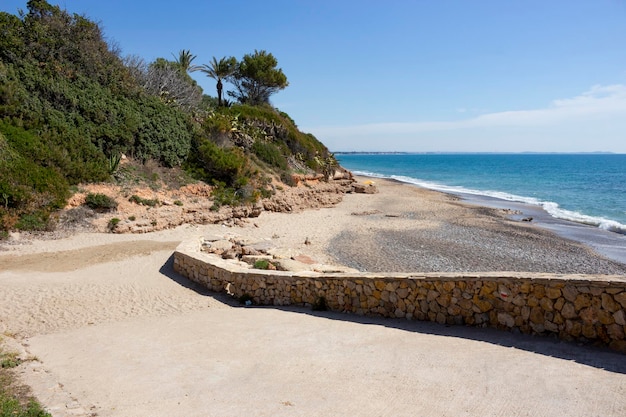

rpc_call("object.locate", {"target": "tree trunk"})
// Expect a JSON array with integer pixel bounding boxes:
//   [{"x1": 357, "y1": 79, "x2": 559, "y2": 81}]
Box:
[{"x1": 217, "y1": 79, "x2": 223, "y2": 106}]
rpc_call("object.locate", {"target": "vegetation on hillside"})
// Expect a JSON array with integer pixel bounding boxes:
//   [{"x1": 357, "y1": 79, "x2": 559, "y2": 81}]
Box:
[{"x1": 0, "y1": 0, "x2": 336, "y2": 234}]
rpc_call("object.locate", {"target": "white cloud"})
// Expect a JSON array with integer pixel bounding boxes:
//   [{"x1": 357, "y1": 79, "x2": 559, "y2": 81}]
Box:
[{"x1": 307, "y1": 85, "x2": 626, "y2": 152}]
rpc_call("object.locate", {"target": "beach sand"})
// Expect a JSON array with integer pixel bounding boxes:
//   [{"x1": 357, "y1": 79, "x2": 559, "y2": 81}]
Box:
[{"x1": 1, "y1": 177, "x2": 625, "y2": 416}]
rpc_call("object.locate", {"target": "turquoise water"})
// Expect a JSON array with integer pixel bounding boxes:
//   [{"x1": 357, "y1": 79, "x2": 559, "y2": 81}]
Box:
[{"x1": 336, "y1": 153, "x2": 626, "y2": 234}]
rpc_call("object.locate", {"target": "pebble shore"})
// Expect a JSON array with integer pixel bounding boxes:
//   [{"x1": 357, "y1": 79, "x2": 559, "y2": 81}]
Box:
[{"x1": 329, "y1": 180, "x2": 626, "y2": 275}]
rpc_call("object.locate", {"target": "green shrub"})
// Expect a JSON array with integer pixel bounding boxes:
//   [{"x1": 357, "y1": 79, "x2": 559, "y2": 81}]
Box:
[
  {"x1": 252, "y1": 140, "x2": 288, "y2": 170},
  {"x1": 258, "y1": 187, "x2": 274, "y2": 199},
  {"x1": 107, "y1": 217, "x2": 120, "y2": 230},
  {"x1": 203, "y1": 111, "x2": 236, "y2": 133},
  {"x1": 84, "y1": 193, "x2": 117, "y2": 211},
  {"x1": 188, "y1": 139, "x2": 249, "y2": 187},
  {"x1": 0, "y1": 352, "x2": 21, "y2": 369},
  {"x1": 15, "y1": 212, "x2": 48, "y2": 231},
  {"x1": 210, "y1": 186, "x2": 240, "y2": 209},
  {"x1": 0, "y1": 128, "x2": 70, "y2": 214},
  {"x1": 128, "y1": 195, "x2": 159, "y2": 207},
  {"x1": 253, "y1": 259, "x2": 270, "y2": 269},
  {"x1": 0, "y1": 395, "x2": 51, "y2": 417},
  {"x1": 133, "y1": 97, "x2": 192, "y2": 167},
  {"x1": 223, "y1": 104, "x2": 332, "y2": 170}
]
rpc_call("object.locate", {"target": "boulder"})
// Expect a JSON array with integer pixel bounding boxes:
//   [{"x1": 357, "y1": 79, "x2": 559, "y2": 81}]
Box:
[
  {"x1": 353, "y1": 183, "x2": 378, "y2": 194},
  {"x1": 293, "y1": 254, "x2": 316, "y2": 264},
  {"x1": 202, "y1": 239, "x2": 233, "y2": 254},
  {"x1": 272, "y1": 258, "x2": 313, "y2": 272}
]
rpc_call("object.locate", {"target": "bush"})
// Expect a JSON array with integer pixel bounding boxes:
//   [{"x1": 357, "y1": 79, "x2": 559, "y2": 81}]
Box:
[
  {"x1": 15, "y1": 212, "x2": 49, "y2": 231},
  {"x1": 251, "y1": 140, "x2": 288, "y2": 170},
  {"x1": 84, "y1": 193, "x2": 117, "y2": 211},
  {"x1": 128, "y1": 195, "x2": 159, "y2": 207},
  {"x1": 210, "y1": 186, "x2": 240, "y2": 210},
  {"x1": 132, "y1": 97, "x2": 192, "y2": 166},
  {"x1": 0, "y1": 127, "x2": 70, "y2": 211},
  {"x1": 107, "y1": 217, "x2": 120, "y2": 230},
  {"x1": 0, "y1": 352, "x2": 21, "y2": 369},
  {"x1": 253, "y1": 259, "x2": 270, "y2": 269},
  {"x1": 187, "y1": 138, "x2": 250, "y2": 188}
]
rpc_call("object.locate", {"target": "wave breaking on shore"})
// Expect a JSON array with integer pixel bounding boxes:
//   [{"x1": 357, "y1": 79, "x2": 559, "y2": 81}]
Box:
[{"x1": 352, "y1": 170, "x2": 626, "y2": 235}]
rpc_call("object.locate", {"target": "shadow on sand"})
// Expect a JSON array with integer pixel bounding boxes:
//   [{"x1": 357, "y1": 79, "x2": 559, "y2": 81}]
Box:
[{"x1": 160, "y1": 254, "x2": 626, "y2": 375}]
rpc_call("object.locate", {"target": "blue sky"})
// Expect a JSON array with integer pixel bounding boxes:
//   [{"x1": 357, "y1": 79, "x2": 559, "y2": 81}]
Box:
[{"x1": 2, "y1": 0, "x2": 626, "y2": 152}]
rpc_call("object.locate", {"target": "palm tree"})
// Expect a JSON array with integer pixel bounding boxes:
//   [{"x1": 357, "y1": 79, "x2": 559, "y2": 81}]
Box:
[
  {"x1": 173, "y1": 49, "x2": 200, "y2": 73},
  {"x1": 200, "y1": 56, "x2": 237, "y2": 106}
]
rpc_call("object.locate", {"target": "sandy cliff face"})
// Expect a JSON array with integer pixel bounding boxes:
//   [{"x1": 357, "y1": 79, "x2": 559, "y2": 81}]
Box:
[{"x1": 59, "y1": 177, "x2": 355, "y2": 234}]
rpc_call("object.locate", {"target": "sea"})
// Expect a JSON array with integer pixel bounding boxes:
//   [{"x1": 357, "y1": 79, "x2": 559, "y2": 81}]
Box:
[{"x1": 336, "y1": 153, "x2": 626, "y2": 265}]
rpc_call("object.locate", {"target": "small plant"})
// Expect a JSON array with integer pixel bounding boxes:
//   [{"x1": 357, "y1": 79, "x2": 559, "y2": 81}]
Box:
[
  {"x1": 108, "y1": 153, "x2": 122, "y2": 176},
  {"x1": 210, "y1": 186, "x2": 239, "y2": 209},
  {"x1": 0, "y1": 351, "x2": 21, "y2": 369},
  {"x1": 252, "y1": 140, "x2": 288, "y2": 170},
  {"x1": 128, "y1": 215, "x2": 136, "y2": 221},
  {"x1": 173, "y1": 200, "x2": 183, "y2": 206},
  {"x1": 85, "y1": 193, "x2": 117, "y2": 211},
  {"x1": 129, "y1": 195, "x2": 160, "y2": 207},
  {"x1": 253, "y1": 259, "x2": 270, "y2": 270},
  {"x1": 107, "y1": 217, "x2": 120, "y2": 231},
  {"x1": 0, "y1": 342, "x2": 51, "y2": 416},
  {"x1": 16, "y1": 212, "x2": 48, "y2": 231},
  {"x1": 258, "y1": 187, "x2": 274, "y2": 199}
]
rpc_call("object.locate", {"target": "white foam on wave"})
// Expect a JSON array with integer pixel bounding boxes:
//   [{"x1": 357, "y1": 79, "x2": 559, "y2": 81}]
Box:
[{"x1": 352, "y1": 170, "x2": 626, "y2": 235}]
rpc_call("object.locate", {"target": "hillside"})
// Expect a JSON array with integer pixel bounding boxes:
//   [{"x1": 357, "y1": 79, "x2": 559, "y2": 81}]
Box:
[{"x1": 0, "y1": 1, "x2": 346, "y2": 237}]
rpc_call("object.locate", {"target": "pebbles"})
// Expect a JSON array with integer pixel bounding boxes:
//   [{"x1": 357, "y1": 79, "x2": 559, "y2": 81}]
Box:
[{"x1": 330, "y1": 212, "x2": 626, "y2": 275}]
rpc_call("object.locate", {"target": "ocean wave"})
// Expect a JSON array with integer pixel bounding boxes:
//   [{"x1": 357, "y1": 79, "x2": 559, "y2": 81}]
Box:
[{"x1": 352, "y1": 170, "x2": 626, "y2": 235}]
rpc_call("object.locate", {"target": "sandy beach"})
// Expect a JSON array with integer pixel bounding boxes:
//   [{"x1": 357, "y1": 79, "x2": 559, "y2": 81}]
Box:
[{"x1": 1, "y1": 178, "x2": 625, "y2": 416}]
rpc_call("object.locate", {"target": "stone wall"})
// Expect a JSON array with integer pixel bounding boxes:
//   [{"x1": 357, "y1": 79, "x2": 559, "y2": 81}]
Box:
[{"x1": 174, "y1": 241, "x2": 626, "y2": 353}]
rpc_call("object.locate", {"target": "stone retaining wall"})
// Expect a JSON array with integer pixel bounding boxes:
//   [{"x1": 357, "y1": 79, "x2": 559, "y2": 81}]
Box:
[{"x1": 173, "y1": 241, "x2": 626, "y2": 353}]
